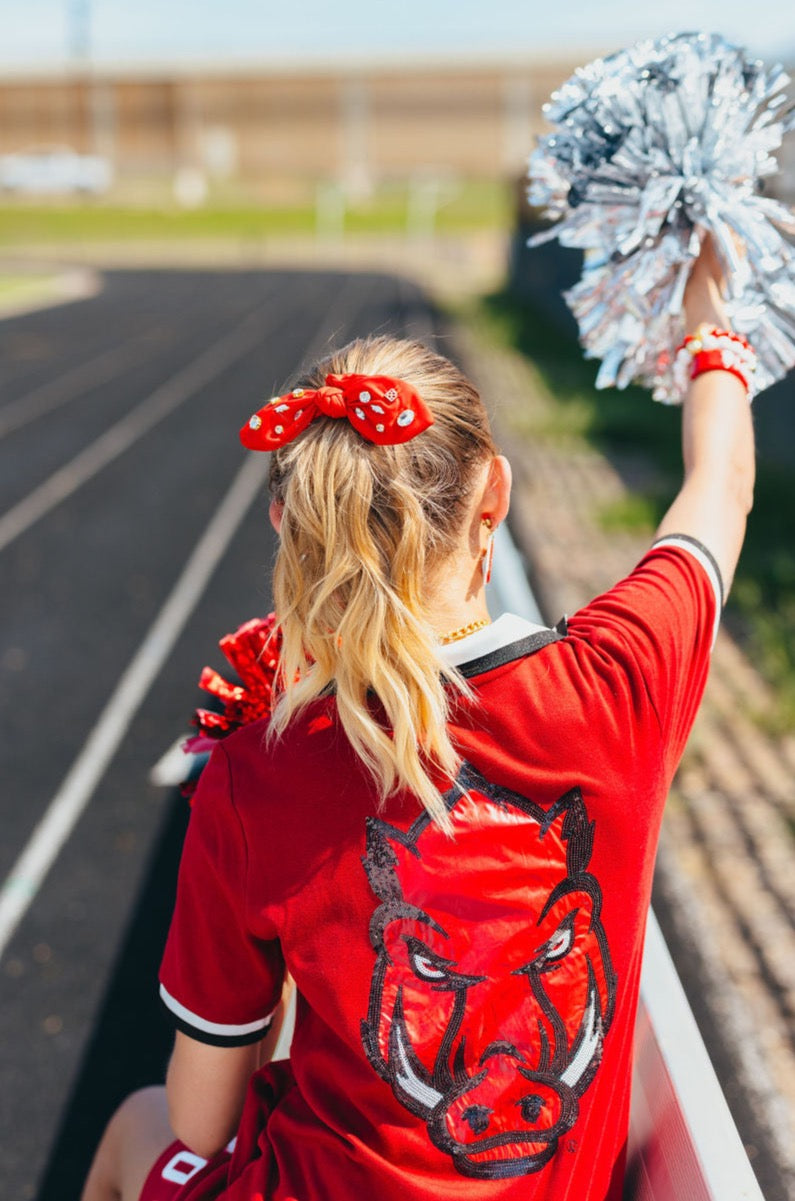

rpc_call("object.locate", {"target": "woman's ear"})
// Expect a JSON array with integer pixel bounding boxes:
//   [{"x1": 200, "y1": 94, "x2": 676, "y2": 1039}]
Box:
[
  {"x1": 484, "y1": 455, "x2": 512, "y2": 526},
  {"x1": 269, "y1": 500, "x2": 284, "y2": 534}
]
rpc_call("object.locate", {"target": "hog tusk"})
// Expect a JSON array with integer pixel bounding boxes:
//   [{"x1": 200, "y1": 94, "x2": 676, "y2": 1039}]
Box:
[
  {"x1": 560, "y1": 986, "x2": 601, "y2": 1088},
  {"x1": 394, "y1": 1020, "x2": 445, "y2": 1110}
]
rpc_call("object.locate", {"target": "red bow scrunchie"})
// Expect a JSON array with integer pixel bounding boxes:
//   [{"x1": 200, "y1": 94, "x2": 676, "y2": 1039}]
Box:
[{"x1": 240, "y1": 373, "x2": 434, "y2": 450}]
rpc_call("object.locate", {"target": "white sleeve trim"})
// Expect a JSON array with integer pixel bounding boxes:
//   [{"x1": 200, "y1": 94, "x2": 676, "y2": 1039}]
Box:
[
  {"x1": 652, "y1": 535, "x2": 722, "y2": 648},
  {"x1": 159, "y1": 983, "x2": 275, "y2": 1037}
]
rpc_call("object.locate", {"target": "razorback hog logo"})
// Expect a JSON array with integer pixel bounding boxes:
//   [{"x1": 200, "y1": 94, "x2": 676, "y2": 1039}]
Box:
[{"x1": 361, "y1": 762, "x2": 617, "y2": 1179}]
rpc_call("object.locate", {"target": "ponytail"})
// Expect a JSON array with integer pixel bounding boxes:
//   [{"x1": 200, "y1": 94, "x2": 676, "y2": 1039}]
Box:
[{"x1": 268, "y1": 337, "x2": 497, "y2": 826}]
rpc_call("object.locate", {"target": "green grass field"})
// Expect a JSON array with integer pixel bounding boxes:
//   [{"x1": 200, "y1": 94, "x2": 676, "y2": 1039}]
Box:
[
  {"x1": 0, "y1": 179, "x2": 512, "y2": 244},
  {"x1": 0, "y1": 272, "x2": 62, "y2": 308}
]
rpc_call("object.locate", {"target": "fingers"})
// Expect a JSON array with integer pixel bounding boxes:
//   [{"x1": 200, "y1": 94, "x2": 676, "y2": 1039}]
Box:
[{"x1": 690, "y1": 231, "x2": 726, "y2": 292}]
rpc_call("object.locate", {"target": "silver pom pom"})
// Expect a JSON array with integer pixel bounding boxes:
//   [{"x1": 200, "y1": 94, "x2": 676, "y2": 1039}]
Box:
[{"x1": 527, "y1": 31, "x2": 795, "y2": 402}]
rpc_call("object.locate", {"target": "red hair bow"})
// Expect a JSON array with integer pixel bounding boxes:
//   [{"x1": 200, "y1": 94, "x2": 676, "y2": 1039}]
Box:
[{"x1": 240, "y1": 372, "x2": 434, "y2": 450}]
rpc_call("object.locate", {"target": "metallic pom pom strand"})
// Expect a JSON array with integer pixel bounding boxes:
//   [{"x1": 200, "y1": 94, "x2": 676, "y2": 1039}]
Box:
[{"x1": 527, "y1": 31, "x2": 795, "y2": 402}]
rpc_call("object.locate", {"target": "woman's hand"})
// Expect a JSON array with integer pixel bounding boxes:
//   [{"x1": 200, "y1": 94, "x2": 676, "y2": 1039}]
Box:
[{"x1": 683, "y1": 231, "x2": 731, "y2": 330}]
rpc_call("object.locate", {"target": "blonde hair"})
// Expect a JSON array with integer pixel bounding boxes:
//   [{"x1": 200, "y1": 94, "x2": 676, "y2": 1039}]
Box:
[{"x1": 267, "y1": 335, "x2": 498, "y2": 826}]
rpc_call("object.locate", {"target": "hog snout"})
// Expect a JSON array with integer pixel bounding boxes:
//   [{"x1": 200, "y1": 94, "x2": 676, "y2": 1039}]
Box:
[{"x1": 439, "y1": 1053, "x2": 572, "y2": 1149}]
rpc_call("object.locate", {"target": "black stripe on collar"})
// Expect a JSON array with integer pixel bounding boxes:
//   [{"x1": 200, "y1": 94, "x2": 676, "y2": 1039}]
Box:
[{"x1": 457, "y1": 625, "x2": 564, "y2": 679}]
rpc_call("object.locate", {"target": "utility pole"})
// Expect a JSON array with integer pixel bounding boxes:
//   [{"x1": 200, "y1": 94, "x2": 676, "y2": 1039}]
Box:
[
  {"x1": 68, "y1": 0, "x2": 91, "y2": 65},
  {"x1": 67, "y1": 0, "x2": 115, "y2": 170}
]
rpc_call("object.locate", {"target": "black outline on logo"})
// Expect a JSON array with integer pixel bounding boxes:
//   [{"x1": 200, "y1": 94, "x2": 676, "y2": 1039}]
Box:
[{"x1": 360, "y1": 762, "x2": 618, "y2": 1179}]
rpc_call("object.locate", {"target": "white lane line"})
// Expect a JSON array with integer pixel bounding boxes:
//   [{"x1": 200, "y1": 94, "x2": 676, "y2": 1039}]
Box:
[
  {"x1": 0, "y1": 272, "x2": 368, "y2": 958},
  {"x1": 0, "y1": 452, "x2": 268, "y2": 958},
  {"x1": 0, "y1": 280, "x2": 257, "y2": 439},
  {"x1": 0, "y1": 301, "x2": 279, "y2": 555},
  {"x1": 0, "y1": 338, "x2": 146, "y2": 440}
]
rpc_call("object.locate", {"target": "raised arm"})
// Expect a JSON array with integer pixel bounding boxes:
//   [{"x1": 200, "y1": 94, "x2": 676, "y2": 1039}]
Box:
[{"x1": 654, "y1": 236, "x2": 756, "y2": 596}]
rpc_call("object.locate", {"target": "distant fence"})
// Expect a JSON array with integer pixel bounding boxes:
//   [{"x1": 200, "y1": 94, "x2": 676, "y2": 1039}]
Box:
[{"x1": 0, "y1": 60, "x2": 578, "y2": 197}]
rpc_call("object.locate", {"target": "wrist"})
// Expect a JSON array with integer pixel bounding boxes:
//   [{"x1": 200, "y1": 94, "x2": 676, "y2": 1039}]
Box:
[{"x1": 683, "y1": 277, "x2": 728, "y2": 330}]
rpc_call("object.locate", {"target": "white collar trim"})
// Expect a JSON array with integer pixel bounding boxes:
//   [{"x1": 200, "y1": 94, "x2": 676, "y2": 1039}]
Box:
[{"x1": 439, "y1": 612, "x2": 550, "y2": 668}]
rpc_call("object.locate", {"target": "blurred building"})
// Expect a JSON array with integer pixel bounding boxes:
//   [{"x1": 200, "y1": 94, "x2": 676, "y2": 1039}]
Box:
[{"x1": 0, "y1": 60, "x2": 579, "y2": 200}]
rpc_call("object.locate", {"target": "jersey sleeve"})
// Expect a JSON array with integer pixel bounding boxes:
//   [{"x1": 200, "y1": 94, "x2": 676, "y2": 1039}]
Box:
[
  {"x1": 159, "y1": 744, "x2": 284, "y2": 1046},
  {"x1": 566, "y1": 534, "x2": 723, "y2": 782}
]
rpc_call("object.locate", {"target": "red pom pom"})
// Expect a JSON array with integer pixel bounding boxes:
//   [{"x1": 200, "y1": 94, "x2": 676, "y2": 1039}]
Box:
[{"x1": 190, "y1": 614, "x2": 282, "y2": 741}]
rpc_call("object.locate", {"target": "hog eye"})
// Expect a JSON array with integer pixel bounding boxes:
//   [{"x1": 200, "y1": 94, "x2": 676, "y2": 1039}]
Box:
[
  {"x1": 543, "y1": 924, "x2": 573, "y2": 962},
  {"x1": 403, "y1": 937, "x2": 487, "y2": 990},
  {"x1": 412, "y1": 951, "x2": 448, "y2": 980},
  {"x1": 408, "y1": 940, "x2": 450, "y2": 981},
  {"x1": 535, "y1": 912, "x2": 578, "y2": 971},
  {"x1": 515, "y1": 912, "x2": 577, "y2": 977}
]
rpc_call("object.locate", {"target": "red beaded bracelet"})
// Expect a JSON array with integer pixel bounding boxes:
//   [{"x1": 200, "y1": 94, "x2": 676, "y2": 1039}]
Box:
[
  {"x1": 673, "y1": 325, "x2": 757, "y2": 399},
  {"x1": 690, "y1": 348, "x2": 753, "y2": 392}
]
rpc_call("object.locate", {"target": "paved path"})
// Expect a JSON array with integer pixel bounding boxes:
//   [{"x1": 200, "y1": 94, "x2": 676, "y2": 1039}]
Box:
[
  {"x1": 453, "y1": 320, "x2": 795, "y2": 1201},
  {"x1": 0, "y1": 267, "x2": 437, "y2": 1201}
]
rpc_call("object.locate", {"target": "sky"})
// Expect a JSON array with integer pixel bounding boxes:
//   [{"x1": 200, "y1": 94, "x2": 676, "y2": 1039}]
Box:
[{"x1": 1, "y1": 0, "x2": 793, "y2": 70}]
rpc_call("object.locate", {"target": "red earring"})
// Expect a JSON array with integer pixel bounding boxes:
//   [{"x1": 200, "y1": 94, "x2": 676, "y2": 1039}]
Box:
[{"x1": 481, "y1": 517, "x2": 495, "y2": 586}]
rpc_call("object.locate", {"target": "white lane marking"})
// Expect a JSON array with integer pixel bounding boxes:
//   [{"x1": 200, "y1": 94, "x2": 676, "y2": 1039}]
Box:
[
  {"x1": 0, "y1": 338, "x2": 144, "y2": 440},
  {"x1": 0, "y1": 302, "x2": 279, "y2": 555},
  {"x1": 0, "y1": 451, "x2": 268, "y2": 958},
  {"x1": 0, "y1": 277, "x2": 258, "y2": 439},
  {"x1": 0, "y1": 273, "x2": 368, "y2": 958}
]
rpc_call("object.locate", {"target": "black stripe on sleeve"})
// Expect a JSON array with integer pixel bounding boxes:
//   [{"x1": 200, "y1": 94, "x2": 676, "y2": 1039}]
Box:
[
  {"x1": 651, "y1": 533, "x2": 725, "y2": 608},
  {"x1": 168, "y1": 1010, "x2": 273, "y2": 1047}
]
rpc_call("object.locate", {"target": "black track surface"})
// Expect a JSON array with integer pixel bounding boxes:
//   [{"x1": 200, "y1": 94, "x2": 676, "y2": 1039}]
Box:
[{"x1": 0, "y1": 267, "x2": 436, "y2": 1201}]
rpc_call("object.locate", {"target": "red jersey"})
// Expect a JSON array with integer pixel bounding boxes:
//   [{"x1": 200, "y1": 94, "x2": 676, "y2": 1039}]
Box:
[{"x1": 159, "y1": 536, "x2": 721, "y2": 1201}]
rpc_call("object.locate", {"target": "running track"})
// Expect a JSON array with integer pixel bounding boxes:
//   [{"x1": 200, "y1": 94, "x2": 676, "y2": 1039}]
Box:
[{"x1": 0, "y1": 268, "x2": 441, "y2": 1200}]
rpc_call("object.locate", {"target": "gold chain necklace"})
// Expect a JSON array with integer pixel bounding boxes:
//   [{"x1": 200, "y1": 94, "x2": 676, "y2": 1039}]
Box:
[{"x1": 440, "y1": 617, "x2": 491, "y2": 646}]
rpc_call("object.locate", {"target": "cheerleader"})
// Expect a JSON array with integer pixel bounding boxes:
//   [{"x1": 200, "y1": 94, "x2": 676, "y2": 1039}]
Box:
[{"x1": 82, "y1": 235, "x2": 754, "y2": 1201}]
